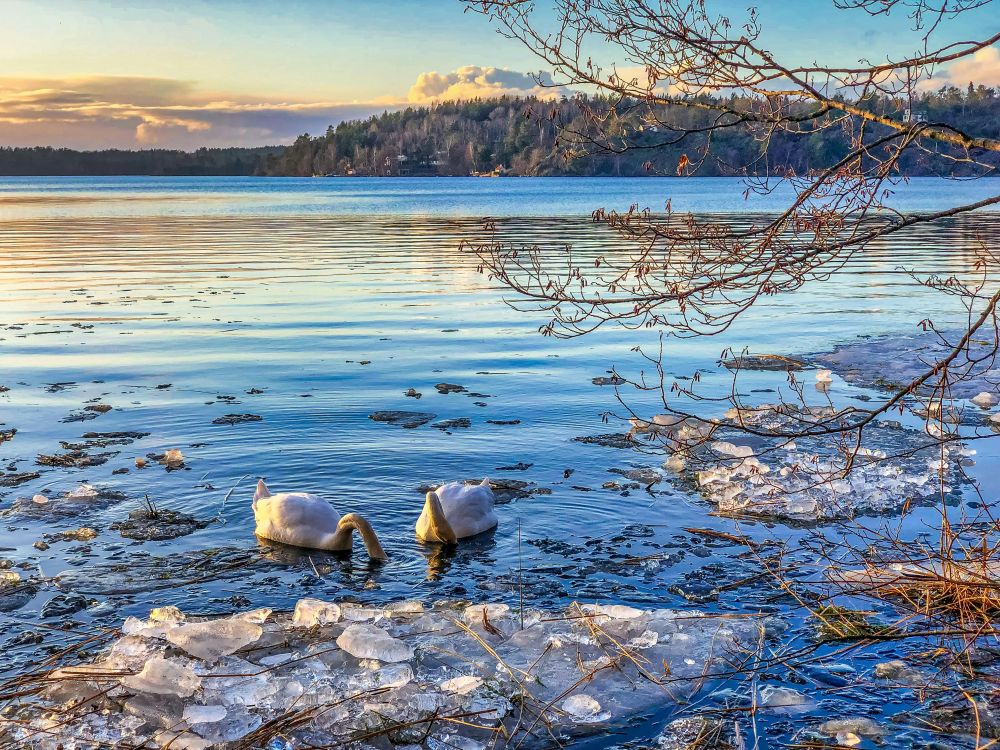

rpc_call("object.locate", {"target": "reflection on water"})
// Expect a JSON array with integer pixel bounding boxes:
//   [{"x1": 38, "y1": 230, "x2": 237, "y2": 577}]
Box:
[{"x1": 2, "y1": 177, "x2": 999, "y2": 747}]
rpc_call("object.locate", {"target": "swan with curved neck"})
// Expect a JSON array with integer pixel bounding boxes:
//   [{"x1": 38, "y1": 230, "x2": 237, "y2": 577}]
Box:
[
  {"x1": 416, "y1": 478, "x2": 498, "y2": 544},
  {"x1": 252, "y1": 480, "x2": 386, "y2": 560}
]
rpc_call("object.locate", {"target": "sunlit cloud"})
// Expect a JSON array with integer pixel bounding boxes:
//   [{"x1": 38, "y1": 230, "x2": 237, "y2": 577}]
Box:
[
  {"x1": 927, "y1": 45, "x2": 1000, "y2": 89},
  {"x1": 0, "y1": 67, "x2": 574, "y2": 150},
  {"x1": 407, "y1": 66, "x2": 572, "y2": 102}
]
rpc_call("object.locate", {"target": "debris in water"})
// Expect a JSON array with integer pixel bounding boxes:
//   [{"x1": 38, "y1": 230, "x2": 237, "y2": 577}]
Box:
[
  {"x1": 212, "y1": 413, "x2": 263, "y2": 425},
  {"x1": 0, "y1": 471, "x2": 39, "y2": 488},
  {"x1": 433, "y1": 417, "x2": 471, "y2": 431},
  {"x1": 435, "y1": 383, "x2": 467, "y2": 394},
  {"x1": 369, "y1": 411, "x2": 436, "y2": 429},
  {"x1": 43, "y1": 527, "x2": 99, "y2": 543},
  {"x1": 110, "y1": 504, "x2": 209, "y2": 541},
  {"x1": 592, "y1": 375, "x2": 626, "y2": 386},
  {"x1": 156, "y1": 449, "x2": 185, "y2": 468},
  {"x1": 37, "y1": 450, "x2": 116, "y2": 468},
  {"x1": 573, "y1": 433, "x2": 633, "y2": 449},
  {"x1": 720, "y1": 353, "x2": 806, "y2": 371}
]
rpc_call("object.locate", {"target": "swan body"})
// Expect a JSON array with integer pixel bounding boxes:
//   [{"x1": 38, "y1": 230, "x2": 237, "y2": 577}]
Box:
[
  {"x1": 252, "y1": 480, "x2": 386, "y2": 560},
  {"x1": 416, "y1": 478, "x2": 498, "y2": 544}
]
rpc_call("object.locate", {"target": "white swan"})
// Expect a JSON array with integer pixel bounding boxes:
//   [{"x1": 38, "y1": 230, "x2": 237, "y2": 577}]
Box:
[
  {"x1": 252, "y1": 480, "x2": 387, "y2": 560},
  {"x1": 416, "y1": 478, "x2": 498, "y2": 544}
]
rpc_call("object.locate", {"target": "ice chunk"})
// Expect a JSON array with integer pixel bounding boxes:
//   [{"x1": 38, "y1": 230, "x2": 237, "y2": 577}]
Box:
[
  {"x1": 560, "y1": 694, "x2": 610, "y2": 723},
  {"x1": 581, "y1": 603, "x2": 644, "y2": 620},
  {"x1": 628, "y1": 630, "x2": 659, "y2": 648},
  {"x1": 463, "y1": 603, "x2": 510, "y2": 624},
  {"x1": 663, "y1": 454, "x2": 686, "y2": 472},
  {"x1": 167, "y1": 616, "x2": 262, "y2": 661},
  {"x1": 293, "y1": 598, "x2": 341, "y2": 627},
  {"x1": 151, "y1": 729, "x2": 212, "y2": 750},
  {"x1": 340, "y1": 603, "x2": 383, "y2": 622},
  {"x1": 182, "y1": 704, "x2": 227, "y2": 725},
  {"x1": 971, "y1": 391, "x2": 997, "y2": 408},
  {"x1": 819, "y1": 717, "x2": 883, "y2": 739},
  {"x1": 815, "y1": 369, "x2": 833, "y2": 383},
  {"x1": 66, "y1": 484, "x2": 99, "y2": 501},
  {"x1": 711, "y1": 441, "x2": 755, "y2": 458},
  {"x1": 385, "y1": 600, "x2": 425, "y2": 616},
  {"x1": 122, "y1": 656, "x2": 201, "y2": 697},
  {"x1": 758, "y1": 685, "x2": 807, "y2": 708},
  {"x1": 336, "y1": 623, "x2": 414, "y2": 662},
  {"x1": 441, "y1": 675, "x2": 483, "y2": 695}
]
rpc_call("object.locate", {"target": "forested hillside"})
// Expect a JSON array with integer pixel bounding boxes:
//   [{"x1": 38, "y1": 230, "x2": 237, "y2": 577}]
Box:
[
  {"x1": 261, "y1": 86, "x2": 1000, "y2": 177},
  {"x1": 0, "y1": 146, "x2": 282, "y2": 176},
  {"x1": 2, "y1": 86, "x2": 998, "y2": 177}
]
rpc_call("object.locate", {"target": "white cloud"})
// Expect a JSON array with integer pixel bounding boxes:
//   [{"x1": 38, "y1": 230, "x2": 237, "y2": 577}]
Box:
[
  {"x1": 925, "y1": 45, "x2": 1000, "y2": 89},
  {"x1": 0, "y1": 67, "x2": 574, "y2": 149},
  {"x1": 408, "y1": 66, "x2": 571, "y2": 102}
]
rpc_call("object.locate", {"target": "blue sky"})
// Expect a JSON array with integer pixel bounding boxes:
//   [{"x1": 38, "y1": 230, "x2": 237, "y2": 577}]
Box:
[{"x1": 0, "y1": 0, "x2": 996, "y2": 148}]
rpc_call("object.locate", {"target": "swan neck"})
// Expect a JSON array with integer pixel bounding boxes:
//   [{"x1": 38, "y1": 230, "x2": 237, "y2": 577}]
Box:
[
  {"x1": 339, "y1": 513, "x2": 387, "y2": 561},
  {"x1": 424, "y1": 492, "x2": 458, "y2": 544}
]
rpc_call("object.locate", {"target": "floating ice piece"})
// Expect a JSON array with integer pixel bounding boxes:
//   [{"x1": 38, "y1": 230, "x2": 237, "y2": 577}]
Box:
[
  {"x1": 560, "y1": 694, "x2": 610, "y2": 723},
  {"x1": 183, "y1": 704, "x2": 228, "y2": 725},
  {"x1": 340, "y1": 603, "x2": 384, "y2": 622},
  {"x1": 66, "y1": 484, "x2": 99, "y2": 501},
  {"x1": 815, "y1": 369, "x2": 833, "y2": 383},
  {"x1": 384, "y1": 600, "x2": 424, "y2": 616},
  {"x1": 663, "y1": 454, "x2": 686, "y2": 472},
  {"x1": 463, "y1": 602, "x2": 510, "y2": 624},
  {"x1": 293, "y1": 598, "x2": 341, "y2": 627},
  {"x1": 971, "y1": 391, "x2": 998, "y2": 408},
  {"x1": 167, "y1": 614, "x2": 263, "y2": 661},
  {"x1": 629, "y1": 413, "x2": 687, "y2": 435},
  {"x1": 819, "y1": 717, "x2": 883, "y2": 739},
  {"x1": 758, "y1": 685, "x2": 807, "y2": 708},
  {"x1": 711, "y1": 441, "x2": 754, "y2": 459},
  {"x1": 151, "y1": 729, "x2": 212, "y2": 750},
  {"x1": 336, "y1": 623, "x2": 414, "y2": 662},
  {"x1": 31, "y1": 494, "x2": 49, "y2": 505},
  {"x1": 580, "y1": 603, "x2": 644, "y2": 620},
  {"x1": 122, "y1": 656, "x2": 201, "y2": 697},
  {"x1": 628, "y1": 630, "x2": 659, "y2": 648},
  {"x1": 441, "y1": 675, "x2": 483, "y2": 695}
]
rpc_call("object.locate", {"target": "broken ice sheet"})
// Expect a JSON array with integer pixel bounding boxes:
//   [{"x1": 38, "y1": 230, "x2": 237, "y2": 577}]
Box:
[
  {"x1": 167, "y1": 610, "x2": 266, "y2": 661},
  {"x1": 122, "y1": 656, "x2": 202, "y2": 697},
  {"x1": 336, "y1": 623, "x2": 414, "y2": 662},
  {"x1": 7, "y1": 598, "x2": 767, "y2": 749},
  {"x1": 661, "y1": 403, "x2": 969, "y2": 520}
]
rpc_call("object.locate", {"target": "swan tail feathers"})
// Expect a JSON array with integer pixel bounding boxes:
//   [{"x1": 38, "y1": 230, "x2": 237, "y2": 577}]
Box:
[{"x1": 252, "y1": 479, "x2": 271, "y2": 511}]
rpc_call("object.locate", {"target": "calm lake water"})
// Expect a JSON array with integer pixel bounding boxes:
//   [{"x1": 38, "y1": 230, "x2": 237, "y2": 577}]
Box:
[{"x1": 2, "y1": 176, "x2": 1000, "y2": 747}]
